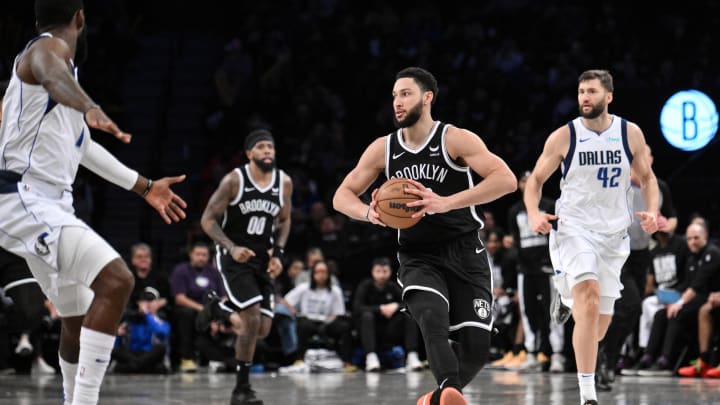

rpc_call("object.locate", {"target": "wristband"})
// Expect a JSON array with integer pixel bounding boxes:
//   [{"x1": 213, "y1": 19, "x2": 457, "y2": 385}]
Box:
[
  {"x1": 141, "y1": 179, "x2": 153, "y2": 197},
  {"x1": 272, "y1": 245, "x2": 285, "y2": 261}
]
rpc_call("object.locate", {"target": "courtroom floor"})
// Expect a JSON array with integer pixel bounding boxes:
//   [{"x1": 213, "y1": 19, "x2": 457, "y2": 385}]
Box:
[{"x1": 1, "y1": 368, "x2": 719, "y2": 404}]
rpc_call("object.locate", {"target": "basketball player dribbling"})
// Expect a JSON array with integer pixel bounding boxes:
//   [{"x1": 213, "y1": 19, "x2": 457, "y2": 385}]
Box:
[
  {"x1": 523, "y1": 69, "x2": 659, "y2": 405},
  {"x1": 333, "y1": 67, "x2": 516, "y2": 405},
  {"x1": 0, "y1": 1, "x2": 187, "y2": 404}
]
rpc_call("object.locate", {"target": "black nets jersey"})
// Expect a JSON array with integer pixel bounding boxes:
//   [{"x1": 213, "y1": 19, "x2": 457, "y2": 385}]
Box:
[
  {"x1": 223, "y1": 164, "x2": 285, "y2": 254},
  {"x1": 385, "y1": 121, "x2": 484, "y2": 247}
]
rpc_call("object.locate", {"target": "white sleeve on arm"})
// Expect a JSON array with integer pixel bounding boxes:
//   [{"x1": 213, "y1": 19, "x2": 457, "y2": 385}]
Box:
[{"x1": 80, "y1": 140, "x2": 138, "y2": 190}]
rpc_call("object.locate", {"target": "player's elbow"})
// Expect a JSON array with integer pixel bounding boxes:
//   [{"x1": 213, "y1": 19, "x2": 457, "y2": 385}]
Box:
[
  {"x1": 199, "y1": 215, "x2": 214, "y2": 234},
  {"x1": 331, "y1": 189, "x2": 345, "y2": 213},
  {"x1": 502, "y1": 172, "x2": 518, "y2": 195}
]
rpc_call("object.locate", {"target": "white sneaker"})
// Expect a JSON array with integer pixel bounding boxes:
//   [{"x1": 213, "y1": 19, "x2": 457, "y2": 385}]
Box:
[
  {"x1": 278, "y1": 361, "x2": 309, "y2": 374},
  {"x1": 33, "y1": 356, "x2": 56, "y2": 374},
  {"x1": 550, "y1": 353, "x2": 566, "y2": 373},
  {"x1": 365, "y1": 352, "x2": 380, "y2": 372},
  {"x1": 405, "y1": 351, "x2": 423, "y2": 371},
  {"x1": 14, "y1": 336, "x2": 33, "y2": 356},
  {"x1": 208, "y1": 361, "x2": 224, "y2": 373}
]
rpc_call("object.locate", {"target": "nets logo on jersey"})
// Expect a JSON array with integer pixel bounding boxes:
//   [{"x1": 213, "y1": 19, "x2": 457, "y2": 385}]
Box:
[{"x1": 473, "y1": 298, "x2": 490, "y2": 320}]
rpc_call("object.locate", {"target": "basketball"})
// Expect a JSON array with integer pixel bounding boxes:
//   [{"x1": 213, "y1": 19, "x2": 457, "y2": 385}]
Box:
[{"x1": 375, "y1": 178, "x2": 422, "y2": 229}]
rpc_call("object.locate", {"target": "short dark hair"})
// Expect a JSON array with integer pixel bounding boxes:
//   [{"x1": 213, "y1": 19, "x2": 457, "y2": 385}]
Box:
[
  {"x1": 396, "y1": 67, "x2": 439, "y2": 105},
  {"x1": 578, "y1": 69, "x2": 614, "y2": 92},
  {"x1": 35, "y1": 0, "x2": 83, "y2": 30},
  {"x1": 190, "y1": 241, "x2": 210, "y2": 253},
  {"x1": 371, "y1": 257, "x2": 391, "y2": 268}
]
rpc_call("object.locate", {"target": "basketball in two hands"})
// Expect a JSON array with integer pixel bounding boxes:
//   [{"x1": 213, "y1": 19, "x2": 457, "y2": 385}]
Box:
[{"x1": 374, "y1": 178, "x2": 422, "y2": 229}]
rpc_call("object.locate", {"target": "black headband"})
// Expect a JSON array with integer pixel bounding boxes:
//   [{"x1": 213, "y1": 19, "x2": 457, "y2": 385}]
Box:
[{"x1": 244, "y1": 129, "x2": 274, "y2": 150}]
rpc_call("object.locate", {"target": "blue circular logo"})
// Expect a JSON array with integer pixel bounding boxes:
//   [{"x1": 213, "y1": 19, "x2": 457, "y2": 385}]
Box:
[{"x1": 660, "y1": 90, "x2": 718, "y2": 151}]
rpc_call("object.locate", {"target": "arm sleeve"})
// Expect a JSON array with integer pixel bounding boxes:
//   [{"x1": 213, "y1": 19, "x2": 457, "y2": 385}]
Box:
[{"x1": 80, "y1": 139, "x2": 138, "y2": 190}]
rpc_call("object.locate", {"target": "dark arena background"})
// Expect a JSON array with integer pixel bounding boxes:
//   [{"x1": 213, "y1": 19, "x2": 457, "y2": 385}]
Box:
[{"x1": 1, "y1": 1, "x2": 719, "y2": 404}]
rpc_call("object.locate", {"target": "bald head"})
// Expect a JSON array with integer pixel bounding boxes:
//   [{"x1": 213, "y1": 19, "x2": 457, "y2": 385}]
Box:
[{"x1": 686, "y1": 223, "x2": 708, "y2": 253}]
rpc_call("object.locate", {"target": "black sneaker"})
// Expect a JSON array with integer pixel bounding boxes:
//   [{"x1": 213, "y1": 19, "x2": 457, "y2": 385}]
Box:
[
  {"x1": 637, "y1": 357, "x2": 672, "y2": 377},
  {"x1": 597, "y1": 350, "x2": 615, "y2": 384},
  {"x1": 621, "y1": 354, "x2": 653, "y2": 376},
  {"x1": 595, "y1": 373, "x2": 612, "y2": 392},
  {"x1": 230, "y1": 385, "x2": 263, "y2": 405},
  {"x1": 583, "y1": 400, "x2": 599, "y2": 405},
  {"x1": 550, "y1": 292, "x2": 572, "y2": 325}
]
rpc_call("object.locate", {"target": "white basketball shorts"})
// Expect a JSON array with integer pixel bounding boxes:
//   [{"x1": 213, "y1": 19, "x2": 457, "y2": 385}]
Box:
[
  {"x1": 0, "y1": 180, "x2": 119, "y2": 317},
  {"x1": 549, "y1": 220, "x2": 630, "y2": 314}
]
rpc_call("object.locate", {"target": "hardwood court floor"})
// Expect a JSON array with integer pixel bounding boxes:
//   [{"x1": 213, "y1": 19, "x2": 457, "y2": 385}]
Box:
[{"x1": 1, "y1": 368, "x2": 719, "y2": 404}]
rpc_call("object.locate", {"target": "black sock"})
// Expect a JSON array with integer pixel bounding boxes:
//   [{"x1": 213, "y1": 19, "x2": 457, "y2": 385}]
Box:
[
  {"x1": 512, "y1": 344, "x2": 524, "y2": 355},
  {"x1": 431, "y1": 385, "x2": 463, "y2": 405},
  {"x1": 700, "y1": 351, "x2": 711, "y2": 364},
  {"x1": 235, "y1": 361, "x2": 251, "y2": 391}
]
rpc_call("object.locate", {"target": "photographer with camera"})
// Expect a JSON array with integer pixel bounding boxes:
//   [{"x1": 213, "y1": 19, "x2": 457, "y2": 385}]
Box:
[{"x1": 111, "y1": 287, "x2": 170, "y2": 374}]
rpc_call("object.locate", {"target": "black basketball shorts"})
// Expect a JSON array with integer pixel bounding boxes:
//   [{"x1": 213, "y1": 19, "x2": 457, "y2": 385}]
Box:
[
  {"x1": 397, "y1": 230, "x2": 493, "y2": 335},
  {"x1": 217, "y1": 253, "x2": 275, "y2": 318}
]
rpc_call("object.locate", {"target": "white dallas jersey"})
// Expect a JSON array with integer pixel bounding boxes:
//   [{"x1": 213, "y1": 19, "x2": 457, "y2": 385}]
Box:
[
  {"x1": 555, "y1": 115, "x2": 633, "y2": 234},
  {"x1": 0, "y1": 33, "x2": 89, "y2": 190}
]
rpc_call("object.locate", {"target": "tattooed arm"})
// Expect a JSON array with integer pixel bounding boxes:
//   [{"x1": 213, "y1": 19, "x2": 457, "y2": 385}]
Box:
[{"x1": 201, "y1": 171, "x2": 255, "y2": 263}]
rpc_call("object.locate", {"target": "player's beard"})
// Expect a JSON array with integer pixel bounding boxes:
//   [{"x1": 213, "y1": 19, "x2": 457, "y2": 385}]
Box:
[
  {"x1": 579, "y1": 100, "x2": 605, "y2": 119},
  {"x1": 253, "y1": 157, "x2": 275, "y2": 173},
  {"x1": 393, "y1": 99, "x2": 423, "y2": 128}
]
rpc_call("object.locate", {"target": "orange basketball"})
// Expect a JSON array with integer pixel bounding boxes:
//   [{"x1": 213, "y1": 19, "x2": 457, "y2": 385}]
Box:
[{"x1": 375, "y1": 178, "x2": 422, "y2": 229}]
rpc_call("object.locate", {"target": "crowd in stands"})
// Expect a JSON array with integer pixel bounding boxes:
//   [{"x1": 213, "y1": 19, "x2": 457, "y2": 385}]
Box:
[{"x1": 1, "y1": 0, "x2": 719, "y2": 386}]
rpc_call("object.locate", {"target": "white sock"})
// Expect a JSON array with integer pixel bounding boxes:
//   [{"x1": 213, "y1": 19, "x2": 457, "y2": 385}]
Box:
[
  {"x1": 59, "y1": 355, "x2": 78, "y2": 405},
  {"x1": 578, "y1": 372, "x2": 596, "y2": 403},
  {"x1": 72, "y1": 327, "x2": 115, "y2": 405}
]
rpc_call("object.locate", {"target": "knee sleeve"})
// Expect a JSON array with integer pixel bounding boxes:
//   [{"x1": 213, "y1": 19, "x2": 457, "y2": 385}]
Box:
[
  {"x1": 455, "y1": 327, "x2": 490, "y2": 387},
  {"x1": 406, "y1": 292, "x2": 449, "y2": 342}
]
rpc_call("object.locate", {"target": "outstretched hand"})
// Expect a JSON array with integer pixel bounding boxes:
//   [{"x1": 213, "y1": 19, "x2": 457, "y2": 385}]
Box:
[
  {"x1": 85, "y1": 107, "x2": 132, "y2": 144},
  {"x1": 144, "y1": 175, "x2": 188, "y2": 224}
]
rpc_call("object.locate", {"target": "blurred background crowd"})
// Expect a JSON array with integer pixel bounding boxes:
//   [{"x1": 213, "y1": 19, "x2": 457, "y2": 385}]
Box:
[{"x1": 1, "y1": 0, "x2": 719, "y2": 379}]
